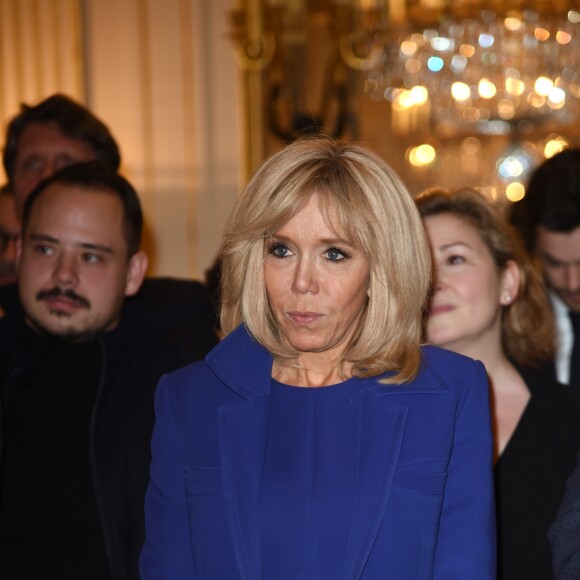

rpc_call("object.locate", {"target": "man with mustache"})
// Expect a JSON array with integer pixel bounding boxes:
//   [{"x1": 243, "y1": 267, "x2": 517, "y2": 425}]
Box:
[
  {"x1": 0, "y1": 94, "x2": 219, "y2": 345},
  {"x1": 0, "y1": 162, "x2": 216, "y2": 579}
]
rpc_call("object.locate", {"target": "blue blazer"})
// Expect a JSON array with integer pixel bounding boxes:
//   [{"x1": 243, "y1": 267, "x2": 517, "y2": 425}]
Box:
[{"x1": 140, "y1": 325, "x2": 495, "y2": 579}]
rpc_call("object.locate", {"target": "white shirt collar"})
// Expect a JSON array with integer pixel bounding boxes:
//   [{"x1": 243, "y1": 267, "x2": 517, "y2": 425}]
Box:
[{"x1": 550, "y1": 290, "x2": 574, "y2": 384}]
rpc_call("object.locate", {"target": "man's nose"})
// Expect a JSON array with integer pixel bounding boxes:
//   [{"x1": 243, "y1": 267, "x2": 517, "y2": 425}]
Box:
[
  {"x1": 565, "y1": 264, "x2": 580, "y2": 291},
  {"x1": 52, "y1": 254, "x2": 79, "y2": 287}
]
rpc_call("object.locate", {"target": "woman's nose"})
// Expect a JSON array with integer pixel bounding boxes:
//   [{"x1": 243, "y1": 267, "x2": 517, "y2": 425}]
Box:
[
  {"x1": 291, "y1": 257, "x2": 319, "y2": 294},
  {"x1": 432, "y1": 268, "x2": 445, "y2": 293}
]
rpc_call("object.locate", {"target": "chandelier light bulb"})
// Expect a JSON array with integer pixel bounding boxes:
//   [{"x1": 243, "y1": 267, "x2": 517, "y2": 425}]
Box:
[
  {"x1": 506, "y1": 182, "x2": 526, "y2": 202},
  {"x1": 478, "y1": 78, "x2": 497, "y2": 99},
  {"x1": 504, "y1": 17, "x2": 524, "y2": 32},
  {"x1": 400, "y1": 41, "x2": 418, "y2": 56},
  {"x1": 410, "y1": 85, "x2": 429, "y2": 105},
  {"x1": 544, "y1": 137, "x2": 569, "y2": 157},
  {"x1": 505, "y1": 77, "x2": 525, "y2": 96},
  {"x1": 408, "y1": 144, "x2": 436, "y2": 167},
  {"x1": 451, "y1": 82, "x2": 471, "y2": 102},
  {"x1": 548, "y1": 87, "x2": 566, "y2": 108},
  {"x1": 534, "y1": 76, "x2": 554, "y2": 96},
  {"x1": 556, "y1": 30, "x2": 572, "y2": 44},
  {"x1": 427, "y1": 56, "x2": 444, "y2": 72}
]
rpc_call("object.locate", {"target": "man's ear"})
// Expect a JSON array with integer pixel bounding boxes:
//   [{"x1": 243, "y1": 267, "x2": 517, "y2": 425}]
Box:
[{"x1": 125, "y1": 251, "x2": 148, "y2": 297}]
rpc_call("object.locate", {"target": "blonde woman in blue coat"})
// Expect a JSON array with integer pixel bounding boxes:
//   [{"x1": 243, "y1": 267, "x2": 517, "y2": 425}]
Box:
[{"x1": 140, "y1": 137, "x2": 495, "y2": 579}]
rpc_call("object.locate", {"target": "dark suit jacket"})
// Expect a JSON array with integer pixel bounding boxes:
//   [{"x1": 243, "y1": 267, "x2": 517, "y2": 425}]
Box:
[
  {"x1": 549, "y1": 453, "x2": 580, "y2": 579},
  {"x1": 0, "y1": 277, "x2": 218, "y2": 580},
  {"x1": 140, "y1": 325, "x2": 496, "y2": 579}
]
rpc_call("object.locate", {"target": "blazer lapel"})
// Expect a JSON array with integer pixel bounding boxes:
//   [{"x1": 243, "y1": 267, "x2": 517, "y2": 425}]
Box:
[
  {"x1": 220, "y1": 396, "x2": 270, "y2": 580},
  {"x1": 346, "y1": 386, "x2": 408, "y2": 580}
]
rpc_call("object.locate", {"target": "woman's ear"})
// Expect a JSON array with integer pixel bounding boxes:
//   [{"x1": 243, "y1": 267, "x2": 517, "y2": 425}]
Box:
[{"x1": 499, "y1": 259, "x2": 521, "y2": 305}]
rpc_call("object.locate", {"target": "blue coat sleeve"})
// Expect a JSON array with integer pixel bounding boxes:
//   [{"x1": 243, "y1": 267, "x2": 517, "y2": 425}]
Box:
[
  {"x1": 140, "y1": 375, "x2": 196, "y2": 579},
  {"x1": 434, "y1": 360, "x2": 496, "y2": 578}
]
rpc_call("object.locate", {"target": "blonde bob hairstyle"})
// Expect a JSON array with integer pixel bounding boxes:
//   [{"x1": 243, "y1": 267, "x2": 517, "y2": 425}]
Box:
[
  {"x1": 220, "y1": 137, "x2": 431, "y2": 384},
  {"x1": 416, "y1": 187, "x2": 555, "y2": 367}
]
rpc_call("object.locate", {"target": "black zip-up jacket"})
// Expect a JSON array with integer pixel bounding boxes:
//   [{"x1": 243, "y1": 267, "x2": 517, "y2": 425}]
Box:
[{"x1": 0, "y1": 278, "x2": 218, "y2": 579}]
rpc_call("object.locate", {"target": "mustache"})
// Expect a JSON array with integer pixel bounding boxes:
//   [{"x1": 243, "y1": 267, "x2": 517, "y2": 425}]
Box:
[{"x1": 36, "y1": 287, "x2": 91, "y2": 309}]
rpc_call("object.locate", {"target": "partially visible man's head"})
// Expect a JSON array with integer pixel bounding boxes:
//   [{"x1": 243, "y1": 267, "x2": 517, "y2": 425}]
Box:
[
  {"x1": 0, "y1": 184, "x2": 19, "y2": 286},
  {"x1": 512, "y1": 148, "x2": 580, "y2": 311},
  {"x1": 3, "y1": 93, "x2": 120, "y2": 214},
  {"x1": 18, "y1": 161, "x2": 147, "y2": 342}
]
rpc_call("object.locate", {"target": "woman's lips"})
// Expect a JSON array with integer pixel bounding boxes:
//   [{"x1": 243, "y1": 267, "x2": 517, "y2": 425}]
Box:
[
  {"x1": 287, "y1": 311, "x2": 323, "y2": 324},
  {"x1": 429, "y1": 304, "x2": 455, "y2": 317}
]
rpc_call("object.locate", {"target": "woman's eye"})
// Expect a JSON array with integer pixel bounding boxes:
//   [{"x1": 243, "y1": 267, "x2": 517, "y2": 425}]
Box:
[
  {"x1": 270, "y1": 243, "x2": 292, "y2": 258},
  {"x1": 324, "y1": 247, "x2": 350, "y2": 261},
  {"x1": 447, "y1": 255, "x2": 465, "y2": 265}
]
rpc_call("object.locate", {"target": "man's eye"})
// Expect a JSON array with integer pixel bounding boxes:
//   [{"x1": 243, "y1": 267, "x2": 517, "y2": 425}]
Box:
[
  {"x1": 270, "y1": 243, "x2": 291, "y2": 258},
  {"x1": 35, "y1": 244, "x2": 54, "y2": 256},
  {"x1": 83, "y1": 253, "x2": 102, "y2": 264},
  {"x1": 20, "y1": 157, "x2": 42, "y2": 172}
]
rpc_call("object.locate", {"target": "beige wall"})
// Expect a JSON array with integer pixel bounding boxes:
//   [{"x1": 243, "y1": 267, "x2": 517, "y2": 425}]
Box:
[
  {"x1": 0, "y1": 0, "x2": 242, "y2": 280},
  {"x1": 0, "y1": 0, "x2": 84, "y2": 125}
]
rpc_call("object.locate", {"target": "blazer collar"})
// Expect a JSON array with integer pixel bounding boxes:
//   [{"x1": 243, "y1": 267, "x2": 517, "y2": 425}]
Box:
[
  {"x1": 206, "y1": 325, "x2": 273, "y2": 399},
  {"x1": 206, "y1": 327, "x2": 451, "y2": 400}
]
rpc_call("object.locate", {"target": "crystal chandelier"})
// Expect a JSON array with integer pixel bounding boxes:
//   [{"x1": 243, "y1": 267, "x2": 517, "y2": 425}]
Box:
[
  {"x1": 229, "y1": 0, "x2": 580, "y2": 198},
  {"x1": 364, "y1": 5, "x2": 580, "y2": 138}
]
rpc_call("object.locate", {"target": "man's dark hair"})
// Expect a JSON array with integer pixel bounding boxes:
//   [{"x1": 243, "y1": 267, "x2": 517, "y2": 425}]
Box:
[
  {"x1": 22, "y1": 161, "x2": 143, "y2": 257},
  {"x1": 3, "y1": 93, "x2": 121, "y2": 184},
  {"x1": 510, "y1": 148, "x2": 580, "y2": 252}
]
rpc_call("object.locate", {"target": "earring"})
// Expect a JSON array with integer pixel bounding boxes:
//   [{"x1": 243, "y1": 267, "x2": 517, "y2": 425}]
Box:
[{"x1": 504, "y1": 295, "x2": 512, "y2": 304}]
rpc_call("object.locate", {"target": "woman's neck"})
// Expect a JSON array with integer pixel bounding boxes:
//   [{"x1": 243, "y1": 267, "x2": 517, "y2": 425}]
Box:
[
  {"x1": 454, "y1": 337, "x2": 530, "y2": 461},
  {"x1": 446, "y1": 331, "x2": 506, "y2": 377},
  {"x1": 272, "y1": 357, "x2": 354, "y2": 388}
]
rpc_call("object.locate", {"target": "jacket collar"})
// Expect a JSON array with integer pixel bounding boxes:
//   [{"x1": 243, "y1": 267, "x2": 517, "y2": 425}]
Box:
[
  {"x1": 205, "y1": 325, "x2": 273, "y2": 399},
  {"x1": 206, "y1": 325, "x2": 450, "y2": 397}
]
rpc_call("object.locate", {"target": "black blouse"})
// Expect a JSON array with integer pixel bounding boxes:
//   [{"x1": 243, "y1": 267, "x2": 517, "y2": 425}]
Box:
[{"x1": 495, "y1": 367, "x2": 580, "y2": 580}]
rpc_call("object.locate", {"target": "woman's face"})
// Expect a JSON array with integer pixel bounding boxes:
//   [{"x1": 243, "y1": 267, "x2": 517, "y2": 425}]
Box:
[
  {"x1": 264, "y1": 193, "x2": 370, "y2": 363},
  {"x1": 424, "y1": 212, "x2": 508, "y2": 357}
]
